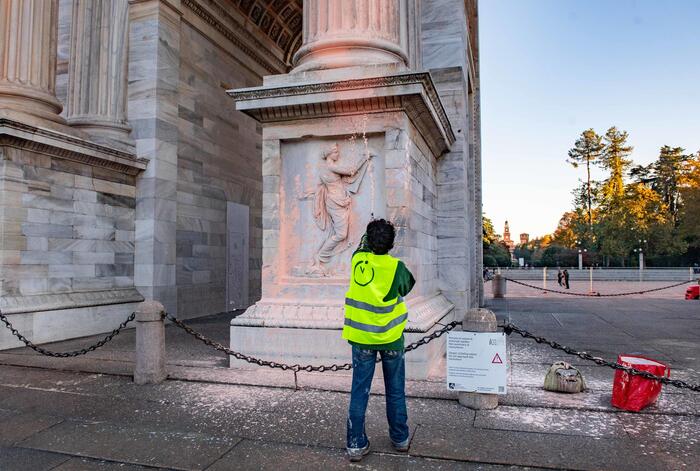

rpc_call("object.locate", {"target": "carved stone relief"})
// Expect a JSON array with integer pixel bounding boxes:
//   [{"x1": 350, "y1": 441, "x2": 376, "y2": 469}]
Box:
[{"x1": 281, "y1": 135, "x2": 386, "y2": 279}]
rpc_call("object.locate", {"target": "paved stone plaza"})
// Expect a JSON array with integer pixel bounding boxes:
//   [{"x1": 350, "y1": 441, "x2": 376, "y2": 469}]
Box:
[{"x1": 0, "y1": 284, "x2": 697, "y2": 470}]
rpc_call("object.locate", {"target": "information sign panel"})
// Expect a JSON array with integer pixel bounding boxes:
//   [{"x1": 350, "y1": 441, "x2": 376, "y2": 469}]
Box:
[{"x1": 446, "y1": 331, "x2": 507, "y2": 394}]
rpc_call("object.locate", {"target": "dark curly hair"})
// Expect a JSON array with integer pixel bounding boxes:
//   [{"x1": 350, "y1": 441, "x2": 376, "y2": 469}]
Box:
[{"x1": 366, "y1": 219, "x2": 395, "y2": 255}]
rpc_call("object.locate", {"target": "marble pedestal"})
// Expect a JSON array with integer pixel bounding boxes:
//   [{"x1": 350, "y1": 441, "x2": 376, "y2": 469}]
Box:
[{"x1": 228, "y1": 66, "x2": 455, "y2": 380}]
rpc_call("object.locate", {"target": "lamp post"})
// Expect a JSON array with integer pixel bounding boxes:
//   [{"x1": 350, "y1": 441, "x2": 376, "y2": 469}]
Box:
[
  {"x1": 576, "y1": 240, "x2": 584, "y2": 270},
  {"x1": 634, "y1": 239, "x2": 647, "y2": 283},
  {"x1": 635, "y1": 239, "x2": 646, "y2": 270}
]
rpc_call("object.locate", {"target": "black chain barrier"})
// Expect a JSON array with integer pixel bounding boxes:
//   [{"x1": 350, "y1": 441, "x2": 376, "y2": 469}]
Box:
[
  {"x1": 500, "y1": 322, "x2": 700, "y2": 392},
  {"x1": 165, "y1": 312, "x2": 459, "y2": 372},
  {"x1": 0, "y1": 309, "x2": 135, "y2": 358},
  {"x1": 504, "y1": 277, "x2": 692, "y2": 297},
  {"x1": 4, "y1": 304, "x2": 696, "y2": 391}
]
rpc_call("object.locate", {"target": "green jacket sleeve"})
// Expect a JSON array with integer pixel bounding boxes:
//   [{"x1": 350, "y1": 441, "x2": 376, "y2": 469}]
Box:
[
  {"x1": 383, "y1": 261, "x2": 415, "y2": 302},
  {"x1": 353, "y1": 233, "x2": 371, "y2": 256}
]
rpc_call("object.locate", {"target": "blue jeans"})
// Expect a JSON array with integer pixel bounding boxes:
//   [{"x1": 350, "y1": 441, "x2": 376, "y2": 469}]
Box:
[{"x1": 346, "y1": 346, "x2": 409, "y2": 449}]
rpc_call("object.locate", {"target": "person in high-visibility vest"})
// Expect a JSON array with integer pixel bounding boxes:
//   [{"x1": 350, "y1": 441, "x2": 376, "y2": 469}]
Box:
[{"x1": 343, "y1": 219, "x2": 415, "y2": 462}]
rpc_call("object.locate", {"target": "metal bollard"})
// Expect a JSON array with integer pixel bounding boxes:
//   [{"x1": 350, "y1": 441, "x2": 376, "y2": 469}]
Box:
[
  {"x1": 459, "y1": 308, "x2": 499, "y2": 409},
  {"x1": 134, "y1": 300, "x2": 167, "y2": 385},
  {"x1": 492, "y1": 274, "x2": 506, "y2": 298}
]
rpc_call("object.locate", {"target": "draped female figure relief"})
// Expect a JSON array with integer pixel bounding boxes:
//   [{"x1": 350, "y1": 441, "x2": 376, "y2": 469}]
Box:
[{"x1": 300, "y1": 143, "x2": 373, "y2": 276}]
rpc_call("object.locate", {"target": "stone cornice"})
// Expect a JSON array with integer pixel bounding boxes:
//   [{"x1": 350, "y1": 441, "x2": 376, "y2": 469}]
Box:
[
  {"x1": 181, "y1": 0, "x2": 287, "y2": 75},
  {"x1": 228, "y1": 72, "x2": 456, "y2": 155},
  {"x1": 0, "y1": 288, "x2": 145, "y2": 315},
  {"x1": 0, "y1": 117, "x2": 147, "y2": 175}
]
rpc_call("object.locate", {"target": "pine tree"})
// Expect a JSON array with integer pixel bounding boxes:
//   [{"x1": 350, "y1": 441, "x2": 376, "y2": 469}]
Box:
[
  {"x1": 599, "y1": 127, "x2": 633, "y2": 202},
  {"x1": 653, "y1": 146, "x2": 688, "y2": 225},
  {"x1": 567, "y1": 129, "x2": 604, "y2": 230},
  {"x1": 633, "y1": 146, "x2": 689, "y2": 226}
]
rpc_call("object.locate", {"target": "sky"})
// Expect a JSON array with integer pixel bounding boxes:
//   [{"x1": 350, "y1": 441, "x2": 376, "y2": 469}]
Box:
[{"x1": 479, "y1": 0, "x2": 700, "y2": 239}]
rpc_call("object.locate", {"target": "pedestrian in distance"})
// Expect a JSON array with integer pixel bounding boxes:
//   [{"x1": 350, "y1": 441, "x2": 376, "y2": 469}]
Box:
[
  {"x1": 343, "y1": 219, "x2": 415, "y2": 462},
  {"x1": 557, "y1": 268, "x2": 563, "y2": 287},
  {"x1": 563, "y1": 269, "x2": 570, "y2": 289}
]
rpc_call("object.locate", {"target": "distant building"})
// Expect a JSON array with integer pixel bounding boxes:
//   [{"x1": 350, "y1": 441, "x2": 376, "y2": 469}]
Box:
[
  {"x1": 503, "y1": 221, "x2": 516, "y2": 262},
  {"x1": 520, "y1": 233, "x2": 530, "y2": 245}
]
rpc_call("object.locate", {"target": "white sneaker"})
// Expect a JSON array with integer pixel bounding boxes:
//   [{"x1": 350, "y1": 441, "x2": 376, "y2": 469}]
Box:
[
  {"x1": 347, "y1": 441, "x2": 370, "y2": 462},
  {"x1": 392, "y1": 438, "x2": 410, "y2": 452}
]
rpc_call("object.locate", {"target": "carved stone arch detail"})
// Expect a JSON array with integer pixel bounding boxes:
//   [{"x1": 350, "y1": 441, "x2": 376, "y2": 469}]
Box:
[{"x1": 232, "y1": 0, "x2": 303, "y2": 67}]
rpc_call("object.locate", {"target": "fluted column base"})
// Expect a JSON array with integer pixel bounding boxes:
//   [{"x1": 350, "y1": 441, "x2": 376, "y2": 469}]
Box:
[
  {"x1": 66, "y1": 115, "x2": 133, "y2": 151},
  {"x1": 292, "y1": 37, "x2": 407, "y2": 73},
  {"x1": 0, "y1": 83, "x2": 66, "y2": 124}
]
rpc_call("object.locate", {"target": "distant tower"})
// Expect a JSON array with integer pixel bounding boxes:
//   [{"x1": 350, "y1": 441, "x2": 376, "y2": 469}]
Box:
[
  {"x1": 520, "y1": 233, "x2": 529, "y2": 245},
  {"x1": 503, "y1": 221, "x2": 516, "y2": 262},
  {"x1": 503, "y1": 221, "x2": 512, "y2": 245}
]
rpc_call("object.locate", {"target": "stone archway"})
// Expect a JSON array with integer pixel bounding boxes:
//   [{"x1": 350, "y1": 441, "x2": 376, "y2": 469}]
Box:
[{"x1": 231, "y1": 0, "x2": 303, "y2": 67}]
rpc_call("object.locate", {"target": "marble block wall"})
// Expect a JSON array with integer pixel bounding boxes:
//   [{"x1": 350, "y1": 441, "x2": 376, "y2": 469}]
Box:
[
  {"x1": 421, "y1": 0, "x2": 482, "y2": 310},
  {"x1": 175, "y1": 22, "x2": 264, "y2": 317},
  {"x1": 430, "y1": 67, "x2": 472, "y2": 313},
  {"x1": 49, "y1": 0, "x2": 276, "y2": 320},
  {"x1": 386, "y1": 126, "x2": 439, "y2": 299},
  {"x1": 0, "y1": 146, "x2": 137, "y2": 301}
]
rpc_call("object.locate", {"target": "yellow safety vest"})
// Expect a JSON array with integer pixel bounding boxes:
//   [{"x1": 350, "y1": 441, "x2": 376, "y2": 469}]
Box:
[{"x1": 342, "y1": 252, "x2": 408, "y2": 344}]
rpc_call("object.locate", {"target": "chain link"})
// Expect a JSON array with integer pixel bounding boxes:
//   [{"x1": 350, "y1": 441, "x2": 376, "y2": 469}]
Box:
[
  {"x1": 504, "y1": 278, "x2": 692, "y2": 297},
  {"x1": 0, "y1": 309, "x2": 135, "y2": 358},
  {"x1": 501, "y1": 322, "x2": 700, "y2": 392},
  {"x1": 165, "y1": 312, "x2": 460, "y2": 372}
]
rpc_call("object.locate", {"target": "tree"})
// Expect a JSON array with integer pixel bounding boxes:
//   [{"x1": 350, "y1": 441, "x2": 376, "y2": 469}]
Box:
[
  {"x1": 525, "y1": 235, "x2": 553, "y2": 267},
  {"x1": 678, "y1": 152, "x2": 700, "y2": 250},
  {"x1": 552, "y1": 210, "x2": 589, "y2": 249},
  {"x1": 482, "y1": 214, "x2": 498, "y2": 245},
  {"x1": 631, "y1": 146, "x2": 689, "y2": 226},
  {"x1": 567, "y1": 129, "x2": 604, "y2": 230},
  {"x1": 599, "y1": 127, "x2": 633, "y2": 203},
  {"x1": 539, "y1": 245, "x2": 577, "y2": 267},
  {"x1": 596, "y1": 183, "x2": 683, "y2": 265}
]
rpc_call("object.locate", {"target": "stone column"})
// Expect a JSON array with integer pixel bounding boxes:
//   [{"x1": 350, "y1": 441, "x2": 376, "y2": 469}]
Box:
[
  {"x1": 65, "y1": 0, "x2": 132, "y2": 149},
  {"x1": 0, "y1": 0, "x2": 65, "y2": 124},
  {"x1": 293, "y1": 0, "x2": 416, "y2": 72},
  {"x1": 130, "y1": 0, "x2": 181, "y2": 317}
]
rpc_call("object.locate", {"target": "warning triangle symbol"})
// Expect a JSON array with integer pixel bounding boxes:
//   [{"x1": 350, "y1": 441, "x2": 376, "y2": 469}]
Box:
[{"x1": 491, "y1": 353, "x2": 503, "y2": 364}]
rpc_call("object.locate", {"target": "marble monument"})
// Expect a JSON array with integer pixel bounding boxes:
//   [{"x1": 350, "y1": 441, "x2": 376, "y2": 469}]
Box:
[
  {"x1": 228, "y1": 0, "x2": 481, "y2": 379},
  {"x1": 0, "y1": 0, "x2": 482, "y2": 364}
]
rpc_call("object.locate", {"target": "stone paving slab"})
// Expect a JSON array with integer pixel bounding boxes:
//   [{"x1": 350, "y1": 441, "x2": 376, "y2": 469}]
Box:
[
  {"x1": 501, "y1": 385, "x2": 700, "y2": 416},
  {"x1": 0, "y1": 352, "x2": 133, "y2": 377},
  {"x1": 618, "y1": 413, "x2": 700, "y2": 458},
  {"x1": 169, "y1": 364, "x2": 297, "y2": 389},
  {"x1": 208, "y1": 439, "x2": 541, "y2": 471},
  {"x1": 52, "y1": 457, "x2": 161, "y2": 470},
  {"x1": 0, "y1": 409, "x2": 63, "y2": 446},
  {"x1": 507, "y1": 334, "x2": 673, "y2": 367},
  {"x1": 473, "y1": 406, "x2": 627, "y2": 438},
  {"x1": 493, "y1": 280, "x2": 695, "y2": 299},
  {"x1": 0, "y1": 363, "x2": 696, "y2": 470},
  {"x1": 19, "y1": 421, "x2": 241, "y2": 471},
  {"x1": 0, "y1": 446, "x2": 70, "y2": 471},
  {"x1": 411, "y1": 424, "x2": 673, "y2": 471}
]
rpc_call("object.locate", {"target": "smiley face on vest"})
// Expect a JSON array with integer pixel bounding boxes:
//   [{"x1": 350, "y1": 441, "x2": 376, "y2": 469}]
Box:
[{"x1": 353, "y1": 259, "x2": 375, "y2": 286}]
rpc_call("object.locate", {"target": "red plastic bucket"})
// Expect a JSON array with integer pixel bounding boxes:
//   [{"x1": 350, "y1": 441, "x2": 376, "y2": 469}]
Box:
[
  {"x1": 686, "y1": 285, "x2": 699, "y2": 300},
  {"x1": 611, "y1": 355, "x2": 670, "y2": 412}
]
